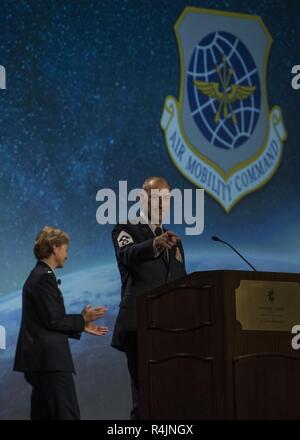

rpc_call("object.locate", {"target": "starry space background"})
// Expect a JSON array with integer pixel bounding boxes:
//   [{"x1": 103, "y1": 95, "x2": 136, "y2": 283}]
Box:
[{"x1": 0, "y1": 0, "x2": 300, "y2": 419}]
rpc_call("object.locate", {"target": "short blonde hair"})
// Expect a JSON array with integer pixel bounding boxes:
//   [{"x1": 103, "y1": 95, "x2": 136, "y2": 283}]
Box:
[{"x1": 34, "y1": 226, "x2": 70, "y2": 259}]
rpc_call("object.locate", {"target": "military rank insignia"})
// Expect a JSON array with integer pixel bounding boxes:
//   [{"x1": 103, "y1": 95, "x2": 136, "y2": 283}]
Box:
[
  {"x1": 117, "y1": 231, "x2": 134, "y2": 248},
  {"x1": 175, "y1": 246, "x2": 183, "y2": 263}
]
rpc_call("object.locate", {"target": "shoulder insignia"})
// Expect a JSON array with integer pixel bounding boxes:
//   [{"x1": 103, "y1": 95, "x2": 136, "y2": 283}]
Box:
[{"x1": 117, "y1": 231, "x2": 134, "y2": 248}]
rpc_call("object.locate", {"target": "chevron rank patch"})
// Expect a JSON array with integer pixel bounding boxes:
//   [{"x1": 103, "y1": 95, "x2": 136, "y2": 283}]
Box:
[{"x1": 117, "y1": 231, "x2": 134, "y2": 248}]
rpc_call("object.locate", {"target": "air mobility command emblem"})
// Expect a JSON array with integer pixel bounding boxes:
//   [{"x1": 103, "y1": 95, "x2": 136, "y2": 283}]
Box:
[{"x1": 161, "y1": 7, "x2": 287, "y2": 212}]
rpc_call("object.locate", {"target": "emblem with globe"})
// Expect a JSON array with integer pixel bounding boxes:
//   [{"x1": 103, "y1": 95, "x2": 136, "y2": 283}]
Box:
[
  {"x1": 187, "y1": 31, "x2": 261, "y2": 150},
  {"x1": 161, "y1": 8, "x2": 287, "y2": 211}
]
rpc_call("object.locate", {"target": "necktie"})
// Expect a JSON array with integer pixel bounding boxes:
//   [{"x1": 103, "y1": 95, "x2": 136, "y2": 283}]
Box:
[
  {"x1": 154, "y1": 226, "x2": 169, "y2": 263},
  {"x1": 154, "y1": 226, "x2": 162, "y2": 237}
]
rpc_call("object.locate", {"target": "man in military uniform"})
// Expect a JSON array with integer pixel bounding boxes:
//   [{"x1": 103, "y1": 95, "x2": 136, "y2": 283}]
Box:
[
  {"x1": 14, "y1": 226, "x2": 108, "y2": 420},
  {"x1": 111, "y1": 177, "x2": 187, "y2": 419}
]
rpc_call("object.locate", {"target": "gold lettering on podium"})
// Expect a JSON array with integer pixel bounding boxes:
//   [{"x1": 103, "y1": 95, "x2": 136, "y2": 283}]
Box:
[{"x1": 236, "y1": 280, "x2": 300, "y2": 331}]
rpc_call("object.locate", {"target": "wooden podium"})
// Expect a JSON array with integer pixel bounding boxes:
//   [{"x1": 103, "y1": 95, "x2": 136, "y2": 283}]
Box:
[{"x1": 137, "y1": 270, "x2": 300, "y2": 419}]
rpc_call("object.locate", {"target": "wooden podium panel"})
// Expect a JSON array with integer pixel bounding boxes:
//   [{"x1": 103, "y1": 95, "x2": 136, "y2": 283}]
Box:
[{"x1": 137, "y1": 270, "x2": 300, "y2": 419}]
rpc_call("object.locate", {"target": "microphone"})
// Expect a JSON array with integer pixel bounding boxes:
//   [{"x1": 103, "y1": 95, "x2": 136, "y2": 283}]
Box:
[{"x1": 211, "y1": 235, "x2": 257, "y2": 272}]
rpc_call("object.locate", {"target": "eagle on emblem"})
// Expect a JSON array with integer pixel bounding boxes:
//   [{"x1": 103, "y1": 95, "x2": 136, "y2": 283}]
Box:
[{"x1": 193, "y1": 55, "x2": 256, "y2": 125}]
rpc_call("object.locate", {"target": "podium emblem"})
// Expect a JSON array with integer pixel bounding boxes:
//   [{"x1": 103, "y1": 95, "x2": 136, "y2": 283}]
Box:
[{"x1": 236, "y1": 280, "x2": 300, "y2": 331}]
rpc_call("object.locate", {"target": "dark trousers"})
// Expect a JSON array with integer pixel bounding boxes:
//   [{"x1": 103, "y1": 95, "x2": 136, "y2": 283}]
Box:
[
  {"x1": 24, "y1": 371, "x2": 80, "y2": 420},
  {"x1": 123, "y1": 331, "x2": 139, "y2": 420}
]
